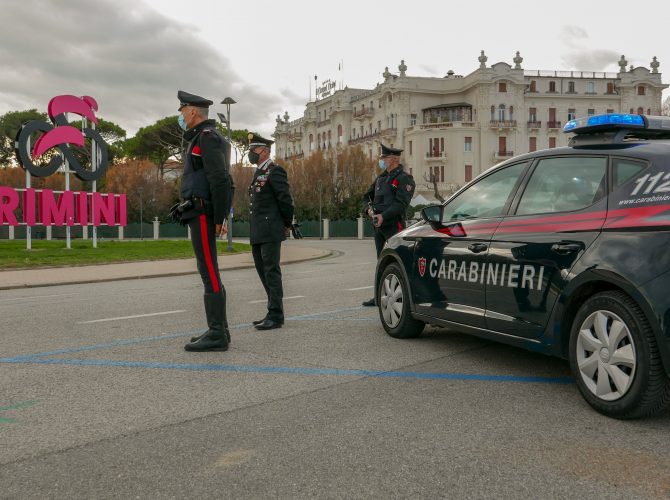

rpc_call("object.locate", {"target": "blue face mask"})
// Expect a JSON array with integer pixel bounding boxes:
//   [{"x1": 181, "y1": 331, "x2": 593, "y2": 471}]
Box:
[
  {"x1": 378, "y1": 159, "x2": 387, "y2": 170},
  {"x1": 178, "y1": 114, "x2": 187, "y2": 130}
]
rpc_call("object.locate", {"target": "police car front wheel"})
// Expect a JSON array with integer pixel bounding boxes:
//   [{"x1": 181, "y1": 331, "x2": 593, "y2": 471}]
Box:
[
  {"x1": 378, "y1": 263, "x2": 424, "y2": 339},
  {"x1": 569, "y1": 291, "x2": 670, "y2": 419}
]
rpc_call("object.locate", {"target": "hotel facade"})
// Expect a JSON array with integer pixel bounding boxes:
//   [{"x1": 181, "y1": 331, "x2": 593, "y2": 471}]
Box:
[{"x1": 272, "y1": 51, "x2": 667, "y2": 199}]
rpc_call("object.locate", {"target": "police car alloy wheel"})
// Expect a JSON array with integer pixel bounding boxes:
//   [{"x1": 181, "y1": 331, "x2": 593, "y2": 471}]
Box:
[
  {"x1": 569, "y1": 291, "x2": 670, "y2": 419},
  {"x1": 378, "y1": 263, "x2": 424, "y2": 339}
]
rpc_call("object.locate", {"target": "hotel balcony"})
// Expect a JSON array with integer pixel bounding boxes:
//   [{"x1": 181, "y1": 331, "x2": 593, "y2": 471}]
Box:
[
  {"x1": 284, "y1": 152, "x2": 304, "y2": 161},
  {"x1": 352, "y1": 108, "x2": 374, "y2": 120},
  {"x1": 547, "y1": 121, "x2": 562, "y2": 130},
  {"x1": 380, "y1": 128, "x2": 397, "y2": 137},
  {"x1": 348, "y1": 132, "x2": 380, "y2": 146},
  {"x1": 287, "y1": 132, "x2": 303, "y2": 142},
  {"x1": 420, "y1": 121, "x2": 476, "y2": 130},
  {"x1": 425, "y1": 152, "x2": 447, "y2": 163},
  {"x1": 489, "y1": 120, "x2": 517, "y2": 130},
  {"x1": 493, "y1": 151, "x2": 514, "y2": 160},
  {"x1": 527, "y1": 121, "x2": 542, "y2": 130}
]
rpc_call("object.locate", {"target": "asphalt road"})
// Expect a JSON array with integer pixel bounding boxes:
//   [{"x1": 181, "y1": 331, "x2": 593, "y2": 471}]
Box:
[{"x1": 1, "y1": 239, "x2": 669, "y2": 499}]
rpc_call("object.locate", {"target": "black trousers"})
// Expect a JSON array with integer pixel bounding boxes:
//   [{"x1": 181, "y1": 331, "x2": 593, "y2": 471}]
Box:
[
  {"x1": 252, "y1": 241, "x2": 284, "y2": 321},
  {"x1": 188, "y1": 213, "x2": 224, "y2": 294},
  {"x1": 374, "y1": 229, "x2": 388, "y2": 258}
]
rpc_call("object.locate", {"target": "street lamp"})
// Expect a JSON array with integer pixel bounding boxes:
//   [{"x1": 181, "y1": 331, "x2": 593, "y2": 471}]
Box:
[
  {"x1": 218, "y1": 97, "x2": 236, "y2": 251},
  {"x1": 138, "y1": 186, "x2": 144, "y2": 240}
]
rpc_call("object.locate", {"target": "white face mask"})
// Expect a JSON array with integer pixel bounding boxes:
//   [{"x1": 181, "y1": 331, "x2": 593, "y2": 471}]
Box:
[{"x1": 378, "y1": 159, "x2": 387, "y2": 170}]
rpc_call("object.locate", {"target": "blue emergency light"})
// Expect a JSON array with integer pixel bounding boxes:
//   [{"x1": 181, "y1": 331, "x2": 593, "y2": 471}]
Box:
[{"x1": 564, "y1": 113, "x2": 645, "y2": 133}]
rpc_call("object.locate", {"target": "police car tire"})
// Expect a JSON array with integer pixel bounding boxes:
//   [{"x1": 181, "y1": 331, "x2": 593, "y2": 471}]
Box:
[
  {"x1": 378, "y1": 263, "x2": 425, "y2": 339},
  {"x1": 569, "y1": 291, "x2": 670, "y2": 419}
]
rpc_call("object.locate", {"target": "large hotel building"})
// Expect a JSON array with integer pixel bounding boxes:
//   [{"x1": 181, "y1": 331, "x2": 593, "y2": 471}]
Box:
[{"x1": 272, "y1": 51, "x2": 667, "y2": 199}]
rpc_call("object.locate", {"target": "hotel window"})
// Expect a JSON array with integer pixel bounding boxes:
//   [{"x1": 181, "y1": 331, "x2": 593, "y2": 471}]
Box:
[
  {"x1": 586, "y1": 81, "x2": 595, "y2": 93},
  {"x1": 568, "y1": 109, "x2": 576, "y2": 121},
  {"x1": 409, "y1": 140, "x2": 412, "y2": 155},
  {"x1": 410, "y1": 114, "x2": 417, "y2": 126},
  {"x1": 549, "y1": 137, "x2": 556, "y2": 148},
  {"x1": 529, "y1": 107, "x2": 537, "y2": 122},
  {"x1": 464, "y1": 136, "x2": 472, "y2": 152},
  {"x1": 607, "y1": 82, "x2": 615, "y2": 94},
  {"x1": 529, "y1": 137, "x2": 537, "y2": 152},
  {"x1": 490, "y1": 105, "x2": 495, "y2": 120},
  {"x1": 388, "y1": 94, "x2": 393, "y2": 102},
  {"x1": 637, "y1": 107, "x2": 644, "y2": 115},
  {"x1": 498, "y1": 82, "x2": 507, "y2": 92},
  {"x1": 568, "y1": 81, "x2": 575, "y2": 93},
  {"x1": 549, "y1": 81, "x2": 556, "y2": 92},
  {"x1": 587, "y1": 109, "x2": 595, "y2": 116},
  {"x1": 465, "y1": 165, "x2": 473, "y2": 182},
  {"x1": 638, "y1": 85, "x2": 646, "y2": 96},
  {"x1": 529, "y1": 80, "x2": 537, "y2": 92},
  {"x1": 606, "y1": 109, "x2": 614, "y2": 114},
  {"x1": 498, "y1": 104, "x2": 506, "y2": 121}
]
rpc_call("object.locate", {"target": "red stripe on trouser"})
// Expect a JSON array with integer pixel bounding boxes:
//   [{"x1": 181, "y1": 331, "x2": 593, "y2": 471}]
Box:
[{"x1": 199, "y1": 214, "x2": 220, "y2": 293}]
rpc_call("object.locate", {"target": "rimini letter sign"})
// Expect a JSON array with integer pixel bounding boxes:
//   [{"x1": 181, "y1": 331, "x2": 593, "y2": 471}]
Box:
[{"x1": 0, "y1": 95, "x2": 126, "y2": 227}]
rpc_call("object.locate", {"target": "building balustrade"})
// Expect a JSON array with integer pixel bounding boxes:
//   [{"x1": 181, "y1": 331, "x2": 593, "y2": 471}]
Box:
[
  {"x1": 490, "y1": 120, "x2": 517, "y2": 128},
  {"x1": 547, "y1": 121, "x2": 562, "y2": 129},
  {"x1": 527, "y1": 121, "x2": 542, "y2": 129},
  {"x1": 380, "y1": 128, "x2": 397, "y2": 136},
  {"x1": 348, "y1": 131, "x2": 380, "y2": 146},
  {"x1": 353, "y1": 108, "x2": 374, "y2": 119},
  {"x1": 317, "y1": 119, "x2": 331, "y2": 127},
  {"x1": 287, "y1": 132, "x2": 303, "y2": 141},
  {"x1": 284, "y1": 152, "x2": 304, "y2": 160},
  {"x1": 494, "y1": 151, "x2": 514, "y2": 158}
]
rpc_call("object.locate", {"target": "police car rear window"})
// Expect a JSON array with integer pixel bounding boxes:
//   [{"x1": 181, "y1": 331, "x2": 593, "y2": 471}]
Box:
[{"x1": 613, "y1": 158, "x2": 647, "y2": 188}]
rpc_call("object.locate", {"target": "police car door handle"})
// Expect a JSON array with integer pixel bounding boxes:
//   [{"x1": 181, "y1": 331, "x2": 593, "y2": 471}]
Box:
[
  {"x1": 467, "y1": 243, "x2": 488, "y2": 253},
  {"x1": 551, "y1": 242, "x2": 583, "y2": 255}
]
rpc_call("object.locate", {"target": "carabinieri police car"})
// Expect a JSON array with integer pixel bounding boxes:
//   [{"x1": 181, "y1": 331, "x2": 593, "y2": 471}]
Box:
[{"x1": 374, "y1": 113, "x2": 670, "y2": 419}]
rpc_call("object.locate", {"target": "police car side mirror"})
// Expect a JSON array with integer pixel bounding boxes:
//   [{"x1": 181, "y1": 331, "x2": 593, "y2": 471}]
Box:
[{"x1": 420, "y1": 205, "x2": 443, "y2": 228}]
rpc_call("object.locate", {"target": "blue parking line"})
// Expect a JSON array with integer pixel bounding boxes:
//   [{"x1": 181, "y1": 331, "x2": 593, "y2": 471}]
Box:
[{"x1": 0, "y1": 356, "x2": 573, "y2": 384}]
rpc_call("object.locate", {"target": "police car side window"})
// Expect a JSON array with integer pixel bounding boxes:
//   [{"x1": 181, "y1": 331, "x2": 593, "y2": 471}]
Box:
[
  {"x1": 613, "y1": 158, "x2": 647, "y2": 188},
  {"x1": 442, "y1": 162, "x2": 527, "y2": 222},
  {"x1": 516, "y1": 157, "x2": 607, "y2": 215}
]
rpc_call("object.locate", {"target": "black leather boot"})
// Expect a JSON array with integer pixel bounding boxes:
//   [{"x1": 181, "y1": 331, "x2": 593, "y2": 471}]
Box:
[
  {"x1": 185, "y1": 292, "x2": 230, "y2": 351},
  {"x1": 190, "y1": 291, "x2": 231, "y2": 344}
]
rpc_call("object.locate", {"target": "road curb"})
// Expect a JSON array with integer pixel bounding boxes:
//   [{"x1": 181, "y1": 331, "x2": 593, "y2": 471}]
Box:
[{"x1": 0, "y1": 249, "x2": 333, "y2": 291}]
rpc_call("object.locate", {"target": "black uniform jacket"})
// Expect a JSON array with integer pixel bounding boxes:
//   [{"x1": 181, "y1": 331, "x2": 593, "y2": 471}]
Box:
[
  {"x1": 249, "y1": 160, "x2": 294, "y2": 245},
  {"x1": 362, "y1": 165, "x2": 416, "y2": 237},
  {"x1": 180, "y1": 119, "x2": 233, "y2": 225}
]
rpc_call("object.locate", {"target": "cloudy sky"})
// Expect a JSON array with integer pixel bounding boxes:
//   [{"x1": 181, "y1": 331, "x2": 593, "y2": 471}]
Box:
[{"x1": 1, "y1": 0, "x2": 668, "y2": 138}]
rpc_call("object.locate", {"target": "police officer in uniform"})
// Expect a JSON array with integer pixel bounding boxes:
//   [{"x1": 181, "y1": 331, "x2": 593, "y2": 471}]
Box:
[
  {"x1": 247, "y1": 132, "x2": 294, "y2": 330},
  {"x1": 175, "y1": 91, "x2": 234, "y2": 351},
  {"x1": 361, "y1": 143, "x2": 416, "y2": 306}
]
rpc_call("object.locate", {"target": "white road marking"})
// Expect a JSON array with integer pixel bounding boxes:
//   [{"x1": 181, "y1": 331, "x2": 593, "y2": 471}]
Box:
[
  {"x1": 347, "y1": 285, "x2": 374, "y2": 291},
  {"x1": 0, "y1": 293, "x2": 79, "y2": 303},
  {"x1": 249, "y1": 295, "x2": 304, "y2": 304},
  {"x1": 77, "y1": 310, "x2": 186, "y2": 324}
]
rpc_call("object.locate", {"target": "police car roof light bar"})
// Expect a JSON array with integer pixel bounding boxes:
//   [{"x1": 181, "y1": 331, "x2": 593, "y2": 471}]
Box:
[{"x1": 564, "y1": 113, "x2": 670, "y2": 147}]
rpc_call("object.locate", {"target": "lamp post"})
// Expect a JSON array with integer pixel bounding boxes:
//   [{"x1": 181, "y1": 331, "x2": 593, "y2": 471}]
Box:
[
  {"x1": 219, "y1": 97, "x2": 236, "y2": 252},
  {"x1": 138, "y1": 186, "x2": 144, "y2": 240}
]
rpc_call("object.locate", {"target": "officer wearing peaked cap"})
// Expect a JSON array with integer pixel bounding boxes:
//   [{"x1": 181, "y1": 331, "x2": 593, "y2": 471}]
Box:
[
  {"x1": 174, "y1": 90, "x2": 235, "y2": 351},
  {"x1": 361, "y1": 143, "x2": 415, "y2": 306},
  {"x1": 247, "y1": 132, "x2": 294, "y2": 330}
]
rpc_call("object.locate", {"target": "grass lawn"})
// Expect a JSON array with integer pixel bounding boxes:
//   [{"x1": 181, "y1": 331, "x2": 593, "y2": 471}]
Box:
[{"x1": 0, "y1": 240, "x2": 251, "y2": 269}]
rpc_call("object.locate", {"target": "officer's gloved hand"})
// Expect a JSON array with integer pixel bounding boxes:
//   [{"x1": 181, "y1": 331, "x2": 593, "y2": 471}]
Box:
[{"x1": 168, "y1": 203, "x2": 181, "y2": 224}]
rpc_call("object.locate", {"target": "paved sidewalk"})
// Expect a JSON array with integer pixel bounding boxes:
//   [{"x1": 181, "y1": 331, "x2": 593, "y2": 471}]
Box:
[{"x1": 0, "y1": 241, "x2": 330, "y2": 290}]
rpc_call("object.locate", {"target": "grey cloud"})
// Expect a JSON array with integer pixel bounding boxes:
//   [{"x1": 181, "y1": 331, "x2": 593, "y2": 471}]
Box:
[
  {"x1": 558, "y1": 25, "x2": 619, "y2": 71},
  {"x1": 417, "y1": 64, "x2": 439, "y2": 76},
  {"x1": 0, "y1": 0, "x2": 282, "y2": 136},
  {"x1": 561, "y1": 49, "x2": 621, "y2": 71},
  {"x1": 561, "y1": 25, "x2": 589, "y2": 44}
]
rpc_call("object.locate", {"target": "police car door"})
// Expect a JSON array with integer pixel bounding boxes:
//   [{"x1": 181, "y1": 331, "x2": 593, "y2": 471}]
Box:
[
  {"x1": 412, "y1": 162, "x2": 528, "y2": 328},
  {"x1": 486, "y1": 156, "x2": 608, "y2": 339}
]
